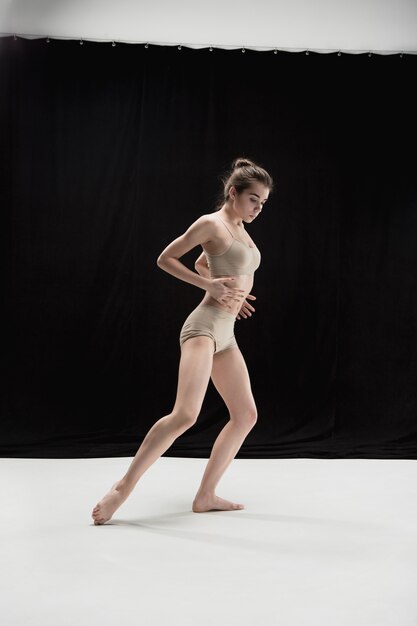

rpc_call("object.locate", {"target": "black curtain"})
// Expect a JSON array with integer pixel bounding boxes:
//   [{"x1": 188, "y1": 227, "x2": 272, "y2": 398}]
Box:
[{"x1": 1, "y1": 37, "x2": 416, "y2": 459}]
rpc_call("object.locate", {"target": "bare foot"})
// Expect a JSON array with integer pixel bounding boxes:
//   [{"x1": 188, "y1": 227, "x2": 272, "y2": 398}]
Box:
[
  {"x1": 192, "y1": 494, "x2": 245, "y2": 513},
  {"x1": 91, "y1": 481, "x2": 129, "y2": 525}
]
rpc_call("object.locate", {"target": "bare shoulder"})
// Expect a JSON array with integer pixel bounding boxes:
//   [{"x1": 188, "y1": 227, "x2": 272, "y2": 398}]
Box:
[
  {"x1": 185, "y1": 213, "x2": 219, "y2": 242},
  {"x1": 190, "y1": 213, "x2": 218, "y2": 228}
]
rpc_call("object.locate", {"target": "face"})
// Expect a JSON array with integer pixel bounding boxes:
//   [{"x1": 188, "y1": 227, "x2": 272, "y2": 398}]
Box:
[{"x1": 230, "y1": 182, "x2": 270, "y2": 223}]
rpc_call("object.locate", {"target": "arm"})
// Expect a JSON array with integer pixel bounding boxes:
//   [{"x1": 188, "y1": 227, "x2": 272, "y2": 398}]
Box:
[
  {"x1": 194, "y1": 244, "x2": 255, "y2": 319},
  {"x1": 157, "y1": 216, "x2": 245, "y2": 307},
  {"x1": 156, "y1": 216, "x2": 212, "y2": 291},
  {"x1": 236, "y1": 294, "x2": 256, "y2": 320},
  {"x1": 194, "y1": 251, "x2": 210, "y2": 278}
]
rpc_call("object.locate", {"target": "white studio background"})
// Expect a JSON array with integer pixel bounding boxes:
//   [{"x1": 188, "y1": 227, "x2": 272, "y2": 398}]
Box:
[{"x1": 0, "y1": 0, "x2": 416, "y2": 54}]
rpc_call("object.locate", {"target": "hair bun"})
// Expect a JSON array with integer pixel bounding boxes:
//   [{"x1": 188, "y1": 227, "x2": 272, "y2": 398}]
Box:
[{"x1": 232, "y1": 157, "x2": 255, "y2": 170}]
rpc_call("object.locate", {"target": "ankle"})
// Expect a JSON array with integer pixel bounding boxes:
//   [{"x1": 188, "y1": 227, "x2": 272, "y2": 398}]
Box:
[
  {"x1": 116, "y1": 477, "x2": 135, "y2": 496},
  {"x1": 194, "y1": 488, "x2": 215, "y2": 499}
]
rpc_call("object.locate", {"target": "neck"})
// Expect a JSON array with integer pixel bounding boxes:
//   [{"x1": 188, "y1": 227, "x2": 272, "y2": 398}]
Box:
[{"x1": 220, "y1": 204, "x2": 243, "y2": 227}]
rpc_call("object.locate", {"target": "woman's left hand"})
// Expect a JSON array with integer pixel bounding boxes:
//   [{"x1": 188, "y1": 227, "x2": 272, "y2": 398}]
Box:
[{"x1": 236, "y1": 294, "x2": 256, "y2": 320}]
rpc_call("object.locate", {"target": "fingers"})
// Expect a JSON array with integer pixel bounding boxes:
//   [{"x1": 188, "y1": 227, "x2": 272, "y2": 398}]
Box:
[
  {"x1": 222, "y1": 294, "x2": 245, "y2": 303},
  {"x1": 246, "y1": 294, "x2": 257, "y2": 301},
  {"x1": 220, "y1": 278, "x2": 244, "y2": 290},
  {"x1": 237, "y1": 301, "x2": 256, "y2": 319}
]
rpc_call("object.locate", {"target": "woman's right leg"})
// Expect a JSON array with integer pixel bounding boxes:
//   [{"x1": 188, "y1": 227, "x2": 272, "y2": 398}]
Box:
[{"x1": 91, "y1": 336, "x2": 214, "y2": 524}]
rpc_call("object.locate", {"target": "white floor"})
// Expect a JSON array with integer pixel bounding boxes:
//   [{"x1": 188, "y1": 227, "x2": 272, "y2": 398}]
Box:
[{"x1": 1, "y1": 455, "x2": 417, "y2": 626}]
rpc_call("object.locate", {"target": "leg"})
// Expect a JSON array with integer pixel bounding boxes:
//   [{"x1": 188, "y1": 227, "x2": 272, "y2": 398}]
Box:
[
  {"x1": 92, "y1": 336, "x2": 214, "y2": 524},
  {"x1": 192, "y1": 347, "x2": 258, "y2": 512}
]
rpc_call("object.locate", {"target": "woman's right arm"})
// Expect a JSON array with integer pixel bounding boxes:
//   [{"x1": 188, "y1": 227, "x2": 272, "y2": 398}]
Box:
[
  {"x1": 194, "y1": 251, "x2": 210, "y2": 278},
  {"x1": 157, "y1": 216, "x2": 244, "y2": 307},
  {"x1": 156, "y1": 216, "x2": 213, "y2": 291}
]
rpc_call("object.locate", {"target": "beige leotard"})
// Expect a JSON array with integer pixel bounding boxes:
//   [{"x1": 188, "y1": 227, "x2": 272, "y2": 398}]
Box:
[
  {"x1": 179, "y1": 215, "x2": 261, "y2": 354},
  {"x1": 204, "y1": 216, "x2": 261, "y2": 277}
]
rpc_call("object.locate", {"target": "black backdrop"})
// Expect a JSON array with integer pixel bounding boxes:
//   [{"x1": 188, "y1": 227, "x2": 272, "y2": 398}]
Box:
[{"x1": 1, "y1": 37, "x2": 416, "y2": 459}]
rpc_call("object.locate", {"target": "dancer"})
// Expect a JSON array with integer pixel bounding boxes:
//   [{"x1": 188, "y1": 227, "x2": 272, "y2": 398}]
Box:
[{"x1": 92, "y1": 157, "x2": 273, "y2": 524}]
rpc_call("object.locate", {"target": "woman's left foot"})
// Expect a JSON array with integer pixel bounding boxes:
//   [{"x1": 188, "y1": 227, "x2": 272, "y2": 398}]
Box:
[
  {"x1": 91, "y1": 481, "x2": 128, "y2": 525},
  {"x1": 192, "y1": 494, "x2": 244, "y2": 513}
]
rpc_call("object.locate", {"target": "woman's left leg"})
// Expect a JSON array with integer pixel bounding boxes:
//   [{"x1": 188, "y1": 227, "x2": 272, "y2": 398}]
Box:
[{"x1": 192, "y1": 347, "x2": 258, "y2": 512}]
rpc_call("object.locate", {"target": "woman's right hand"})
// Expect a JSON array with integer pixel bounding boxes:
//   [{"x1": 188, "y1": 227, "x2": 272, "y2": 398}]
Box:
[{"x1": 207, "y1": 277, "x2": 245, "y2": 308}]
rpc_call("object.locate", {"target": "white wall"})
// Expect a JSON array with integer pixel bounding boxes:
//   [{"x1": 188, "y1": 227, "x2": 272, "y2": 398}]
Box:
[{"x1": 0, "y1": 0, "x2": 416, "y2": 53}]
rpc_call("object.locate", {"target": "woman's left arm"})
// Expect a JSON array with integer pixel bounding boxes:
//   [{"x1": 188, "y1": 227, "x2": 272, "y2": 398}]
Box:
[
  {"x1": 194, "y1": 249, "x2": 255, "y2": 318},
  {"x1": 236, "y1": 294, "x2": 256, "y2": 320},
  {"x1": 194, "y1": 249, "x2": 256, "y2": 320}
]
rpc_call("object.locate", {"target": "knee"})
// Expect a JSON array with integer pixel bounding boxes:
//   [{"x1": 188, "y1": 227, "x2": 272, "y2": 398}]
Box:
[
  {"x1": 170, "y1": 407, "x2": 199, "y2": 431},
  {"x1": 232, "y1": 407, "x2": 258, "y2": 429},
  {"x1": 247, "y1": 408, "x2": 258, "y2": 428}
]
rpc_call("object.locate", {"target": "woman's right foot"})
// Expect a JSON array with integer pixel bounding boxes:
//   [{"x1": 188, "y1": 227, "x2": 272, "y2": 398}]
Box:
[{"x1": 91, "y1": 481, "x2": 130, "y2": 525}]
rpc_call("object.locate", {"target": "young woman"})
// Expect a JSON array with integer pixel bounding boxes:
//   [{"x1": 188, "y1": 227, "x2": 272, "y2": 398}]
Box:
[{"x1": 92, "y1": 157, "x2": 273, "y2": 524}]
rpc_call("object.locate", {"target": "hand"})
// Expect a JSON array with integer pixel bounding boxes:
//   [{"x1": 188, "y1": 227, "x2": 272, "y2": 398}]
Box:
[
  {"x1": 236, "y1": 294, "x2": 256, "y2": 320},
  {"x1": 207, "y1": 277, "x2": 245, "y2": 309}
]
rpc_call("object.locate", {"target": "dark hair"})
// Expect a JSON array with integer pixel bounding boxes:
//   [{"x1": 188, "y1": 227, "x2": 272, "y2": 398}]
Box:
[{"x1": 214, "y1": 157, "x2": 273, "y2": 210}]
